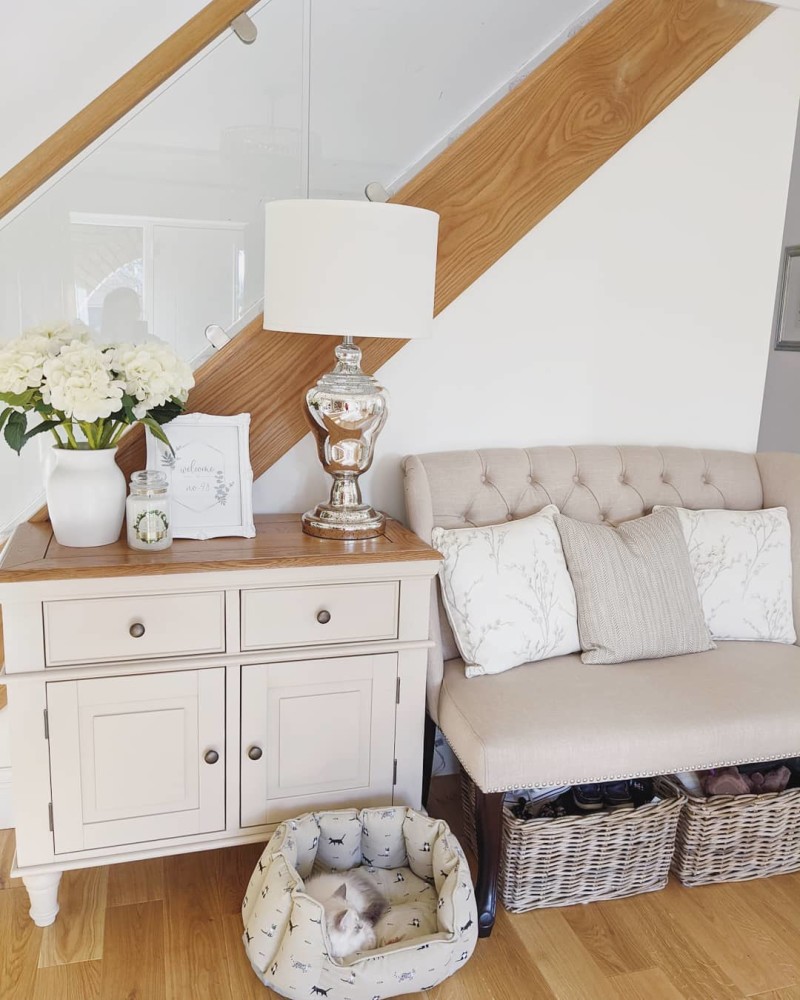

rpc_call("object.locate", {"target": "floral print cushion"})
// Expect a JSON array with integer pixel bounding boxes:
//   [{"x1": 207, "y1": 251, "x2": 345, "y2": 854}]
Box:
[
  {"x1": 655, "y1": 505, "x2": 796, "y2": 643},
  {"x1": 432, "y1": 504, "x2": 580, "y2": 677},
  {"x1": 242, "y1": 807, "x2": 478, "y2": 1000}
]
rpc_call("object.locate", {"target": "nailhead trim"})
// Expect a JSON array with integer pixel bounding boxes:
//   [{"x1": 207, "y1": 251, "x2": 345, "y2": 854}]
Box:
[{"x1": 449, "y1": 746, "x2": 800, "y2": 794}]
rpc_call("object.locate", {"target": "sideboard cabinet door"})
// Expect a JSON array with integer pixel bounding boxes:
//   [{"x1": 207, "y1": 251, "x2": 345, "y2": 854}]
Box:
[
  {"x1": 47, "y1": 668, "x2": 226, "y2": 854},
  {"x1": 240, "y1": 654, "x2": 397, "y2": 826}
]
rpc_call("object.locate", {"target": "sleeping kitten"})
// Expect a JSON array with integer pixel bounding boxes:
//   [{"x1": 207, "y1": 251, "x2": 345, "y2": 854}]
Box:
[{"x1": 304, "y1": 872, "x2": 388, "y2": 960}]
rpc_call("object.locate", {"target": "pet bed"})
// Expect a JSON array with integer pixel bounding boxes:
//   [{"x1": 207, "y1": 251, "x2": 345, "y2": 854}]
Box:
[{"x1": 242, "y1": 806, "x2": 478, "y2": 999}]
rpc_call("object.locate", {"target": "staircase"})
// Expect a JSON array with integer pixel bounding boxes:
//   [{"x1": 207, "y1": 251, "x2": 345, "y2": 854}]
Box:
[{"x1": 0, "y1": 0, "x2": 771, "y2": 535}]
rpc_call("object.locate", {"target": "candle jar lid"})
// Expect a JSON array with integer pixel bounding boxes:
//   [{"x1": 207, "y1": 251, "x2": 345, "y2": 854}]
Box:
[{"x1": 130, "y1": 470, "x2": 169, "y2": 496}]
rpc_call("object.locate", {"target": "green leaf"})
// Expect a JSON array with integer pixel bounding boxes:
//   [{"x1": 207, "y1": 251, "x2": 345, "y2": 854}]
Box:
[
  {"x1": 148, "y1": 398, "x2": 184, "y2": 425},
  {"x1": 0, "y1": 408, "x2": 11, "y2": 434},
  {"x1": 140, "y1": 416, "x2": 174, "y2": 455},
  {"x1": 23, "y1": 419, "x2": 61, "y2": 444},
  {"x1": 0, "y1": 389, "x2": 36, "y2": 408},
  {"x1": 108, "y1": 393, "x2": 137, "y2": 425},
  {"x1": 4, "y1": 410, "x2": 27, "y2": 454}
]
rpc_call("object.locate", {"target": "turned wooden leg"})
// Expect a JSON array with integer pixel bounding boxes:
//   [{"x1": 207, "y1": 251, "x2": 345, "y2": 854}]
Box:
[
  {"x1": 23, "y1": 871, "x2": 62, "y2": 927},
  {"x1": 475, "y1": 788, "x2": 503, "y2": 938},
  {"x1": 421, "y1": 713, "x2": 437, "y2": 809}
]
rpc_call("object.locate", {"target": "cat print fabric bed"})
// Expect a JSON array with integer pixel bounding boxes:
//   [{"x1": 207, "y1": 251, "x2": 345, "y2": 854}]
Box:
[{"x1": 242, "y1": 806, "x2": 478, "y2": 1000}]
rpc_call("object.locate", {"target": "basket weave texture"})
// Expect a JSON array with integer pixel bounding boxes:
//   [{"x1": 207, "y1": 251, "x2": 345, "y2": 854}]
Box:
[
  {"x1": 461, "y1": 772, "x2": 684, "y2": 912},
  {"x1": 660, "y1": 775, "x2": 800, "y2": 886}
]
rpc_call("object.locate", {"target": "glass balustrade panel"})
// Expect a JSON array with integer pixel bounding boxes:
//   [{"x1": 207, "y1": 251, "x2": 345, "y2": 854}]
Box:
[{"x1": 0, "y1": 0, "x2": 304, "y2": 533}]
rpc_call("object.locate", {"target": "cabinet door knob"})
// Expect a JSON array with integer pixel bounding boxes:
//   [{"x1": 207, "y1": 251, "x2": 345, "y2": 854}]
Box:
[
  {"x1": 129, "y1": 622, "x2": 146, "y2": 639},
  {"x1": 247, "y1": 745, "x2": 263, "y2": 761},
  {"x1": 316, "y1": 609, "x2": 331, "y2": 625},
  {"x1": 203, "y1": 749, "x2": 220, "y2": 765}
]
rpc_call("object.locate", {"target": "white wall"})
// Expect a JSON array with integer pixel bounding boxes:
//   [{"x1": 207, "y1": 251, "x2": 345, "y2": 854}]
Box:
[{"x1": 254, "y1": 11, "x2": 800, "y2": 521}]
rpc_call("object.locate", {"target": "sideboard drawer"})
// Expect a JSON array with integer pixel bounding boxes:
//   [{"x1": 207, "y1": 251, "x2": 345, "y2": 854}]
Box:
[
  {"x1": 44, "y1": 592, "x2": 226, "y2": 666},
  {"x1": 241, "y1": 582, "x2": 399, "y2": 651}
]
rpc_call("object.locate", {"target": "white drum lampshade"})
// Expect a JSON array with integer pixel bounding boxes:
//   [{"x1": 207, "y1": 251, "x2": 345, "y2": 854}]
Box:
[
  {"x1": 262, "y1": 198, "x2": 439, "y2": 540},
  {"x1": 263, "y1": 199, "x2": 438, "y2": 339}
]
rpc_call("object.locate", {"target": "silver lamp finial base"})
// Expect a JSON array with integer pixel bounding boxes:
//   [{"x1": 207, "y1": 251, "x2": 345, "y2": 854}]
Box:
[
  {"x1": 301, "y1": 501, "x2": 386, "y2": 540},
  {"x1": 302, "y1": 339, "x2": 388, "y2": 540}
]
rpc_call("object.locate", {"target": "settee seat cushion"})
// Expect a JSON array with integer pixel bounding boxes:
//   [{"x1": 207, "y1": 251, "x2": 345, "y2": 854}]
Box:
[{"x1": 439, "y1": 642, "x2": 800, "y2": 792}]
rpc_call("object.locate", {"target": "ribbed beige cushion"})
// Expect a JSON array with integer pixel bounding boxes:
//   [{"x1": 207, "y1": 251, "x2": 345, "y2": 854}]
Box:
[
  {"x1": 439, "y1": 643, "x2": 800, "y2": 791},
  {"x1": 555, "y1": 508, "x2": 714, "y2": 664}
]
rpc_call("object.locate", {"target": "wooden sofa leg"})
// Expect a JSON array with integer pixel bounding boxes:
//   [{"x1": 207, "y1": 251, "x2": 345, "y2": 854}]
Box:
[
  {"x1": 475, "y1": 788, "x2": 504, "y2": 938},
  {"x1": 422, "y1": 713, "x2": 436, "y2": 809}
]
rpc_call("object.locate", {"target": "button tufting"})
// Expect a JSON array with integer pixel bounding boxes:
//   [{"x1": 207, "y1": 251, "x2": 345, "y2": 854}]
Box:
[
  {"x1": 573, "y1": 475, "x2": 580, "y2": 484},
  {"x1": 506, "y1": 514, "x2": 513, "y2": 521},
  {"x1": 480, "y1": 475, "x2": 487, "y2": 484},
  {"x1": 527, "y1": 476, "x2": 533, "y2": 484},
  {"x1": 619, "y1": 474, "x2": 625, "y2": 484}
]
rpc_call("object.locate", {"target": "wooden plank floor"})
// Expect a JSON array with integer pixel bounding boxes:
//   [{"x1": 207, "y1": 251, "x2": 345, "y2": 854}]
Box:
[{"x1": 4, "y1": 776, "x2": 800, "y2": 999}]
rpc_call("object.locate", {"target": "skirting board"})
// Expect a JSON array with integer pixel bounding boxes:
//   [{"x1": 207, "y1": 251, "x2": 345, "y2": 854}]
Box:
[{"x1": 0, "y1": 767, "x2": 13, "y2": 829}]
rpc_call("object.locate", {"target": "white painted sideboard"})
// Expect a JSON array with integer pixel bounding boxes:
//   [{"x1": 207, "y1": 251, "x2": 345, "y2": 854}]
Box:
[{"x1": 0, "y1": 514, "x2": 440, "y2": 926}]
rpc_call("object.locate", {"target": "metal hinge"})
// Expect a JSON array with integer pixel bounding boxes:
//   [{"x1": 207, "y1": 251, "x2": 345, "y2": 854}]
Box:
[
  {"x1": 48, "y1": 802, "x2": 54, "y2": 832},
  {"x1": 393, "y1": 759, "x2": 398, "y2": 785},
  {"x1": 43, "y1": 709, "x2": 49, "y2": 740},
  {"x1": 395, "y1": 677, "x2": 401, "y2": 704}
]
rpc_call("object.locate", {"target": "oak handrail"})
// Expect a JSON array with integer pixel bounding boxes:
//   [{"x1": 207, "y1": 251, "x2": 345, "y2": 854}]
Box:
[{"x1": 0, "y1": 0, "x2": 259, "y2": 221}]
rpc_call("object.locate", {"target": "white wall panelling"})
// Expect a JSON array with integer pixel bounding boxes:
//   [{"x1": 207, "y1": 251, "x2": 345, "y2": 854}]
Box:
[{"x1": 254, "y1": 12, "x2": 800, "y2": 521}]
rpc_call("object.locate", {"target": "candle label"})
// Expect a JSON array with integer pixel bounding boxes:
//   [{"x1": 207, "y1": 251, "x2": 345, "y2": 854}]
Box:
[{"x1": 134, "y1": 508, "x2": 170, "y2": 544}]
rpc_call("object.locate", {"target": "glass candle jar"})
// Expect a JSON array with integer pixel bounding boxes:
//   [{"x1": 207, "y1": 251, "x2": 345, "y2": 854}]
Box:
[{"x1": 126, "y1": 470, "x2": 172, "y2": 551}]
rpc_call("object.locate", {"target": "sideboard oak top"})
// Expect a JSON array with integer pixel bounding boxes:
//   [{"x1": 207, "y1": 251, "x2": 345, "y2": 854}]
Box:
[{"x1": 0, "y1": 514, "x2": 440, "y2": 583}]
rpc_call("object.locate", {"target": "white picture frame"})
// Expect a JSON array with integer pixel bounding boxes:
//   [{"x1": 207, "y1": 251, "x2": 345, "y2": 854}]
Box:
[{"x1": 145, "y1": 412, "x2": 256, "y2": 539}]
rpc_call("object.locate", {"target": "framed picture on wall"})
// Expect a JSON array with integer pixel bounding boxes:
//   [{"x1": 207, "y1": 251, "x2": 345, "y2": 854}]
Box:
[
  {"x1": 775, "y1": 245, "x2": 800, "y2": 351},
  {"x1": 145, "y1": 412, "x2": 256, "y2": 539}
]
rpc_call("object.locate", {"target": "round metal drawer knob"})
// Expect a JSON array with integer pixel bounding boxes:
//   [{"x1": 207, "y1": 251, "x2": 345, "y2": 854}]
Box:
[
  {"x1": 129, "y1": 622, "x2": 146, "y2": 639},
  {"x1": 204, "y1": 749, "x2": 220, "y2": 765},
  {"x1": 248, "y1": 745, "x2": 263, "y2": 761},
  {"x1": 316, "y1": 609, "x2": 332, "y2": 625}
]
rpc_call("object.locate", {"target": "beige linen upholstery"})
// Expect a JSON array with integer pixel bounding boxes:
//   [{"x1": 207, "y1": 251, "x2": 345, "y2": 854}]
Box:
[
  {"x1": 439, "y1": 642, "x2": 800, "y2": 791},
  {"x1": 403, "y1": 446, "x2": 800, "y2": 791}
]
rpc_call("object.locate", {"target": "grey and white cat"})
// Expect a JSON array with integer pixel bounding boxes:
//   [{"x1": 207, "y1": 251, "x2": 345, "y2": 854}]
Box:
[{"x1": 304, "y1": 872, "x2": 388, "y2": 960}]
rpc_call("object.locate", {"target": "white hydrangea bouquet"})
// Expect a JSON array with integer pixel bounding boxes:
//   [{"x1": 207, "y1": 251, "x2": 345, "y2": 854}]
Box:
[{"x1": 0, "y1": 322, "x2": 194, "y2": 454}]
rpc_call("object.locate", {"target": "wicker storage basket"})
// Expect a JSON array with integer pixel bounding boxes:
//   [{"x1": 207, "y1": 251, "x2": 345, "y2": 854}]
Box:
[
  {"x1": 461, "y1": 772, "x2": 684, "y2": 912},
  {"x1": 661, "y1": 775, "x2": 800, "y2": 887}
]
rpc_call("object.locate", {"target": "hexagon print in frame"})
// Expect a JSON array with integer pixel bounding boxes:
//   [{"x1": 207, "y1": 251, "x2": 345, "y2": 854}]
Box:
[{"x1": 145, "y1": 412, "x2": 255, "y2": 539}]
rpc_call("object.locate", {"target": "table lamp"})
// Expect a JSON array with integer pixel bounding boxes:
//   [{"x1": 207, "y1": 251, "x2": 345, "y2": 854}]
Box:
[{"x1": 263, "y1": 199, "x2": 439, "y2": 540}]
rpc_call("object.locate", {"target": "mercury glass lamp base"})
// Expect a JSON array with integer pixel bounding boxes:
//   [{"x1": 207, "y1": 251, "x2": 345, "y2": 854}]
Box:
[{"x1": 301, "y1": 503, "x2": 386, "y2": 539}]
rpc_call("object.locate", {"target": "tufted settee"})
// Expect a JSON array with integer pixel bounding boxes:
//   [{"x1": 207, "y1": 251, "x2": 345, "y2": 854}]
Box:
[{"x1": 403, "y1": 445, "x2": 800, "y2": 936}]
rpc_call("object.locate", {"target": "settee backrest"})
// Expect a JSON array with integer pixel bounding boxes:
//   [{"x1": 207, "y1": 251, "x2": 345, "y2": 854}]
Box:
[{"x1": 403, "y1": 446, "x2": 800, "y2": 723}]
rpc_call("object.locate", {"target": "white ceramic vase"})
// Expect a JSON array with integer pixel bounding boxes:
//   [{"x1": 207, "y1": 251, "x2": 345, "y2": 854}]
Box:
[{"x1": 46, "y1": 447, "x2": 126, "y2": 547}]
